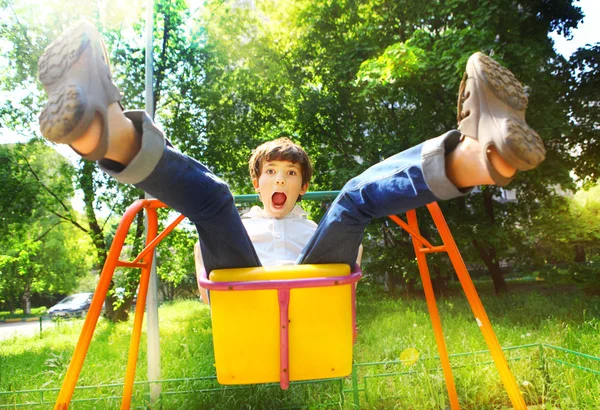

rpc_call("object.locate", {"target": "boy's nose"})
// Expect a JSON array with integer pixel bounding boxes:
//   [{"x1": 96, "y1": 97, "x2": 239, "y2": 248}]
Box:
[{"x1": 275, "y1": 172, "x2": 286, "y2": 185}]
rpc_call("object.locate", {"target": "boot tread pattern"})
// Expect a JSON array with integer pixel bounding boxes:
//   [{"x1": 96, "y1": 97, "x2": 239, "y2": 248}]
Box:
[
  {"x1": 504, "y1": 118, "x2": 546, "y2": 169},
  {"x1": 39, "y1": 83, "x2": 86, "y2": 143},
  {"x1": 38, "y1": 22, "x2": 89, "y2": 86},
  {"x1": 477, "y1": 53, "x2": 528, "y2": 112}
]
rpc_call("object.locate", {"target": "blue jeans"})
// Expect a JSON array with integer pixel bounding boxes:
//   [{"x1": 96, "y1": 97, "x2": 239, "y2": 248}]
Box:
[{"x1": 101, "y1": 111, "x2": 468, "y2": 273}]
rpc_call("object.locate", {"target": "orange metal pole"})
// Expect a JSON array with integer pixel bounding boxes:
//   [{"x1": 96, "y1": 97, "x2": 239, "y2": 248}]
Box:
[
  {"x1": 54, "y1": 199, "x2": 181, "y2": 410},
  {"x1": 130, "y1": 214, "x2": 185, "y2": 265},
  {"x1": 54, "y1": 199, "x2": 150, "y2": 409},
  {"x1": 404, "y1": 210, "x2": 461, "y2": 410},
  {"x1": 426, "y1": 202, "x2": 527, "y2": 410},
  {"x1": 120, "y1": 207, "x2": 159, "y2": 409},
  {"x1": 388, "y1": 214, "x2": 435, "y2": 249}
]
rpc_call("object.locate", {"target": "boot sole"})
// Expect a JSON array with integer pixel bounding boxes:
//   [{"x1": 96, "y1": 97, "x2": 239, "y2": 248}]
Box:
[
  {"x1": 476, "y1": 53, "x2": 528, "y2": 112},
  {"x1": 473, "y1": 53, "x2": 546, "y2": 170},
  {"x1": 38, "y1": 22, "x2": 93, "y2": 144}
]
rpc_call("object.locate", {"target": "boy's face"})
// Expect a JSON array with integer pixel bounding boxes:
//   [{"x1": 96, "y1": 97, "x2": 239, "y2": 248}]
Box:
[{"x1": 252, "y1": 160, "x2": 308, "y2": 219}]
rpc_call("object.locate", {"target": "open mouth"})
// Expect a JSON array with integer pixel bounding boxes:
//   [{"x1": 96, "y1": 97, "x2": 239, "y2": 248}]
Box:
[{"x1": 271, "y1": 192, "x2": 287, "y2": 209}]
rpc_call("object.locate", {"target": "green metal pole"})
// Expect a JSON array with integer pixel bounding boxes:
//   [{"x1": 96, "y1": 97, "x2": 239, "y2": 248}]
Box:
[
  {"x1": 352, "y1": 363, "x2": 360, "y2": 409},
  {"x1": 234, "y1": 190, "x2": 340, "y2": 204}
]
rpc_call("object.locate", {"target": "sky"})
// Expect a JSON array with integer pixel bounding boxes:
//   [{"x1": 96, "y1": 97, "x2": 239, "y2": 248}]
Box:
[{"x1": 550, "y1": 0, "x2": 599, "y2": 58}]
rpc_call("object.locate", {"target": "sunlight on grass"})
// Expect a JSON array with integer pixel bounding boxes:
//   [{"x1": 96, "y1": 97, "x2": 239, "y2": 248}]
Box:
[{"x1": 1, "y1": 284, "x2": 599, "y2": 409}]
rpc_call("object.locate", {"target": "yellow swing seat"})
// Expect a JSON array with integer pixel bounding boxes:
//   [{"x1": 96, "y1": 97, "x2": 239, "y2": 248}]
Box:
[{"x1": 200, "y1": 263, "x2": 361, "y2": 388}]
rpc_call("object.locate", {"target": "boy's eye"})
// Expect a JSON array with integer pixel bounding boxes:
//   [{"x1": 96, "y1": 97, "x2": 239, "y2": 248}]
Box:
[
  {"x1": 265, "y1": 169, "x2": 275, "y2": 174},
  {"x1": 288, "y1": 170, "x2": 297, "y2": 176}
]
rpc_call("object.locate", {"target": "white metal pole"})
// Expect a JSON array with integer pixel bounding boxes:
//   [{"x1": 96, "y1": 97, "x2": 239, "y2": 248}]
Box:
[{"x1": 144, "y1": 0, "x2": 162, "y2": 404}]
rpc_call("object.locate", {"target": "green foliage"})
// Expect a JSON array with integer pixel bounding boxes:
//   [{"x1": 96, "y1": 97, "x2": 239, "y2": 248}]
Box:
[
  {"x1": 566, "y1": 44, "x2": 600, "y2": 184},
  {"x1": 528, "y1": 182, "x2": 600, "y2": 264},
  {"x1": 156, "y1": 219, "x2": 198, "y2": 301},
  {"x1": 571, "y1": 183, "x2": 600, "y2": 242},
  {"x1": 356, "y1": 41, "x2": 427, "y2": 88},
  {"x1": 0, "y1": 142, "x2": 92, "y2": 312},
  {"x1": 185, "y1": 0, "x2": 589, "y2": 293},
  {"x1": 0, "y1": 306, "x2": 46, "y2": 318},
  {"x1": 0, "y1": 0, "x2": 597, "y2": 303}
]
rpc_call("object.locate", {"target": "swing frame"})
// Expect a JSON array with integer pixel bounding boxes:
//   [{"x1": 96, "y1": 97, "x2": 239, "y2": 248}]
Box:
[{"x1": 52, "y1": 195, "x2": 528, "y2": 410}]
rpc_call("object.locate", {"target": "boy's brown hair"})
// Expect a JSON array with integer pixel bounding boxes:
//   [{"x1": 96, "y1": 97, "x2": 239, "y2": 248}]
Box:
[{"x1": 249, "y1": 137, "x2": 313, "y2": 186}]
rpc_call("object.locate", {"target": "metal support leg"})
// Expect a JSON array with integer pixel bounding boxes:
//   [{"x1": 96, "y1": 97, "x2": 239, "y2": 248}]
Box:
[
  {"x1": 121, "y1": 208, "x2": 158, "y2": 409},
  {"x1": 388, "y1": 203, "x2": 527, "y2": 409},
  {"x1": 54, "y1": 199, "x2": 179, "y2": 410},
  {"x1": 54, "y1": 200, "x2": 151, "y2": 409},
  {"x1": 406, "y1": 209, "x2": 460, "y2": 410},
  {"x1": 278, "y1": 289, "x2": 291, "y2": 390},
  {"x1": 426, "y1": 202, "x2": 526, "y2": 410}
]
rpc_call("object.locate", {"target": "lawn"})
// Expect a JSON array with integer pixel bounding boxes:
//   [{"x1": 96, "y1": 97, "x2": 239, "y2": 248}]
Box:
[{"x1": 1, "y1": 280, "x2": 599, "y2": 409}]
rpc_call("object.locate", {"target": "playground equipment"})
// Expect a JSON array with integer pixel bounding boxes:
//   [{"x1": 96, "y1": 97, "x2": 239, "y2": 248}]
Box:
[
  {"x1": 199, "y1": 264, "x2": 361, "y2": 389},
  {"x1": 51, "y1": 193, "x2": 529, "y2": 409}
]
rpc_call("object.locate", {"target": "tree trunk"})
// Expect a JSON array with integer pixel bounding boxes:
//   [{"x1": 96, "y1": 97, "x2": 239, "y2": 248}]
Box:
[
  {"x1": 159, "y1": 279, "x2": 176, "y2": 302},
  {"x1": 111, "y1": 296, "x2": 135, "y2": 322},
  {"x1": 79, "y1": 162, "x2": 122, "y2": 320},
  {"x1": 574, "y1": 245, "x2": 586, "y2": 263},
  {"x1": 21, "y1": 283, "x2": 31, "y2": 314},
  {"x1": 381, "y1": 222, "x2": 397, "y2": 294},
  {"x1": 80, "y1": 162, "x2": 108, "y2": 266},
  {"x1": 473, "y1": 239, "x2": 507, "y2": 294},
  {"x1": 475, "y1": 189, "x2": 508, "y2": 294},
  {"x1": 384, "y1": 271, "x2": 395, "y2": 294},
  {"x1": 431, "y1": 264, "x2": 448, "y2": 297},
  {"x1": 404, "y1": 277, "x2": 416, "y2": 296}
]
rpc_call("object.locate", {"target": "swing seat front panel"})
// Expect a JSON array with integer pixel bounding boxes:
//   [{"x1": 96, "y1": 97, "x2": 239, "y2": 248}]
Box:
[{"x1": 209, "y1": 264, "x2": 354, "y2": 385}]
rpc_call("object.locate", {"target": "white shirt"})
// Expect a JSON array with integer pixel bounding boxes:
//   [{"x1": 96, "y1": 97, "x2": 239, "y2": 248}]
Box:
[
  {"x1": 241, "y1": 205, "x2": 317, "y2": 266},
  {"x1": 194, "y1": 204, "x2": 317, "y2": 272}
]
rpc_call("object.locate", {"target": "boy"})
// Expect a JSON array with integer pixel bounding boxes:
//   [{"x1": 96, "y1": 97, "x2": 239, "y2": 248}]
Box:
[{"x1": 37, "y1": 21, "x2": 545, "y2": 275}]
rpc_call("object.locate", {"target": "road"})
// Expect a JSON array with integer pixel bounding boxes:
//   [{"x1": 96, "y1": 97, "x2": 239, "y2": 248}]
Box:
[{"x1": 0, "y1": 320, "x2": 56, "y2": 341}]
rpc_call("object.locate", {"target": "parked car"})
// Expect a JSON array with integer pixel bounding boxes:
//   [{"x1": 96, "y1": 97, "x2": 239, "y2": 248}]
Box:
[{"x1": 48, "y1": 293, "x2": 93, "y2": 318}]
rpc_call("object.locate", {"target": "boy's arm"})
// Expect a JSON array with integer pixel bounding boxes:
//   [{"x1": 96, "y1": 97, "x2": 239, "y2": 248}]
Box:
[
  {"x1": 356, "y1": 244, "x2": 363, "y2": 267},
  {"x1": 194, "y1": 242, "x2": 210, "y2": 304},
  {"x1": 354, "y1": 244, "x2": 363, "y2": 291}
]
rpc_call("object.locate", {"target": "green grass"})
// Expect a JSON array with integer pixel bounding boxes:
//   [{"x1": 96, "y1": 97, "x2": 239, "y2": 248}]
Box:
[
  {"x1": 0, "y1": 281, "x2": 599, "y2": 409},
  {"x1": 0, "y1": 307, "x2": 47, "y2": 319}
]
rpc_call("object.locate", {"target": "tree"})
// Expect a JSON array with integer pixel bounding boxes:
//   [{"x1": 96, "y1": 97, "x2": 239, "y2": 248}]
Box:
[
  {"x1": 0, "y1": 141, "x2": 93, "y2": 312},
  {"x1": 180, "y1": 0, "x2": 589, "y2": 294},
  {"x1": 1, "y1": 0, "x2": 595, "y2": 304},
  {"x1": 156, "y1": 220, "x2": 198, "y2": 301},
  {"x1": 279, "y1": 0, "x2": 585, "y2": 294},
  {"x1": 0, "y1": 0, "x2": 200, "y2": 320},
  {"x1": 567, "y1": 44, "x2": 600, "y2": 185},
  {"x1": 529, "y1": 182, "x2": 600, "y2": 267}
]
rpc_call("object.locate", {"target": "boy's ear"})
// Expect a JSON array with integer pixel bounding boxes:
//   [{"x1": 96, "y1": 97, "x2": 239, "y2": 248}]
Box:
[
  {"x1": 252, "y1": 178, "x2": 259, "y2": 191},
  {"x1": 300, "y1": 182, "x2": 309, "y2": 195}
]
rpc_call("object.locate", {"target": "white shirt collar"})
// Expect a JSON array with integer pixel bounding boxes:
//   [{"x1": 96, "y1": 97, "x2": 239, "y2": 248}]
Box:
[
  {"x1": 242, "y1": 204, "x2": 309, "y2": 220},
  {"x1": 240, "y1": 204, "x2": 317, "y2": 267}
]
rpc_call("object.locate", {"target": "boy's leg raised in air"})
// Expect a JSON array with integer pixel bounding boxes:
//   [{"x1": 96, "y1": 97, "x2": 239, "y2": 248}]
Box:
[
  {"x1": 37, "y1": 20, "x2": 260, "y2": 273},
  {"x1": 298, "y1": 52, "x2": 545, "y2": 266}
]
